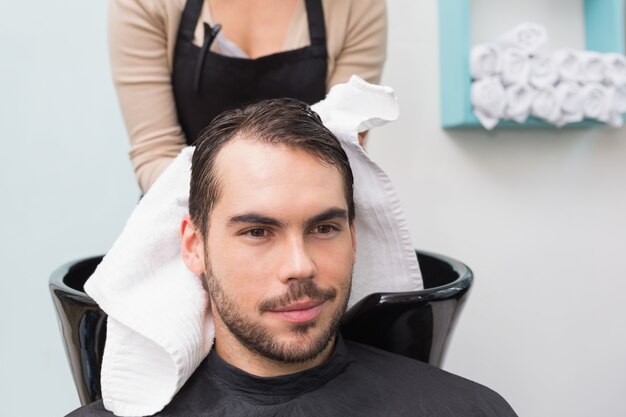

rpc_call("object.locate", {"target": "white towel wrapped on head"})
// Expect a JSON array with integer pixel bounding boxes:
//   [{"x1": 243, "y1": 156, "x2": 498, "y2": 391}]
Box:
[
  {"x1": 311, "y1": 76, "x2": 423, "y2": 302},
  {"x1": 85, "y1": 76, "x2": 423, "y2": 416},
  {"x1": 85, "y1": 148, "x2": 212, "y2": 417}
]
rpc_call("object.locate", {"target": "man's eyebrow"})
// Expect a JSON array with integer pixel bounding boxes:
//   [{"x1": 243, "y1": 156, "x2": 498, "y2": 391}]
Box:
[
  {"x1": 227, "y1": 213, "x2": 285, "y2": 228},
  {"x1": 305, "y1": 208, "x2": 348, "y2": 228},
  {"x1": 227, "y1": 208, "x2": 348, "y2": 229}
]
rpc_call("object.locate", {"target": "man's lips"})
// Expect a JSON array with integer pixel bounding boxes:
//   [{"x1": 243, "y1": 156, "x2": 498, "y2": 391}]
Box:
[{"x1": 268, "y1": 300, "x2": 326, "y2": 323}]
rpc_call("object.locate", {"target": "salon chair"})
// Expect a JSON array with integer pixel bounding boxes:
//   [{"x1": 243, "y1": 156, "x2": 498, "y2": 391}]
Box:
[{"x1": 50, "y1": 250, "x2": 473, "y2": 406}]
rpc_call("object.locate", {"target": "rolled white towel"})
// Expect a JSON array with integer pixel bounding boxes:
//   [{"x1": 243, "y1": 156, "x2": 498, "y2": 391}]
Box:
[
  {"x1": 501, "y1": 47, "x2": 531, "y2": 86},
  {"x1": 552, "y1": 48, "x2": 583, "y2": 82},
  {"x1": 604, "y1": 53, "x2": 626, "y2": 86},
  {"x1": 503, "y1": 83, "x2": 535, "y2": 123},
  {"x1": 581, "y1": 82, "x2": 613, "y2": 122},
  {"x1": 470, "y1": 43, "x2": 503, "y2": 80},
  {"x1": 580, "y1": 51, "x2": 607, "y2": 83},
  {"x1": 554, "y1": 81, "x2": 584, "y2": 127},
  {"x1": 608, "y1": 112, "x2": 624, "y2": 128},
  {"x1": 612, "y1": 84, "x2": 626, "y2": 113},
  {"x1": 499, "y1": 22, "x2": 548, "y2": 55},
  {"x1": 471, "y1": 76, "x2": 506, "y2": 130},
  {"x1": 609, "y1": 84, "x2": 626, "y2": 128},
  {"x1": 529, "y1": 54, "x2": 560, "y2": 89},
  {"x1": 531, "y1": 87, "x2": 562, "y2": 124}
]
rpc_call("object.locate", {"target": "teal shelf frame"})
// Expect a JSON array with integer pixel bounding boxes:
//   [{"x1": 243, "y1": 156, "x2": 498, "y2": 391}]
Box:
[{"x1": 439, "y1": 0, "x2": 626, "y2": 129}]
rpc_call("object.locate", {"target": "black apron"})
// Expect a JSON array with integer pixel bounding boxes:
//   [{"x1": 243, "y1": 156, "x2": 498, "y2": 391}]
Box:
[{"x1": 172, "y1": 0, "x2": 328, "y2": 144}]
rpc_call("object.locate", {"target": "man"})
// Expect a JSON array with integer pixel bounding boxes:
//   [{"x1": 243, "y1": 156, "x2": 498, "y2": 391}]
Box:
[{"x1": 69, "y1": 99, "x2": 517, "y2": 416}]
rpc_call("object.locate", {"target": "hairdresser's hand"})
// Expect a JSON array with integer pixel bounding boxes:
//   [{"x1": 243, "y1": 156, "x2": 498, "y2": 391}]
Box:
[{"x1": 358, "y1": 131, "x2": 368, "y2": 147}]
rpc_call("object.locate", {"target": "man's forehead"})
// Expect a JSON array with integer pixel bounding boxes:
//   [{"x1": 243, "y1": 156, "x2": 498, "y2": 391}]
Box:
[
  {"x1": 210, "y1": 138, "x2": 347, "y2": 219},
  {"x1": 215, "y1": 136, "x2": 288, "y2": 164},
  {"x1": 213, "y1": 137, "x2": 337, "y2": 181}
]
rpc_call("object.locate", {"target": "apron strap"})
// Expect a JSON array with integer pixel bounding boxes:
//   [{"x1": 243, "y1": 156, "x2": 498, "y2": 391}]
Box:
[
  {"x1": 177, "y1": 0, "x2": 205, "y2": 43},
  {"x1": 305, "y1": 0, "x2": 327, "y2": 56}
]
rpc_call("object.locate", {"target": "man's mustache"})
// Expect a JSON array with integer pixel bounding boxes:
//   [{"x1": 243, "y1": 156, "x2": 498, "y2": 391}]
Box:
[{"x1": 258, "y1": 280, "x2": 336, "y2": 312}]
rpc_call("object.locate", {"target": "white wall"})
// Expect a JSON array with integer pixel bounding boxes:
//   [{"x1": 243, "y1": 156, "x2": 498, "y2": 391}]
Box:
[
  {"x1": 0, "y1": 1, "x2": 139, "y2": 415},
  {"x1": 1, "y1": 1, "x2": 624, "y2": 416}
]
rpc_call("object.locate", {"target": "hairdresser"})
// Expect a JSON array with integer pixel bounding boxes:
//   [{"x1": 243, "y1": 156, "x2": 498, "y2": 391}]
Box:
[{"x1": 108, "y1": 0, "x2": 386, "y2": 192}]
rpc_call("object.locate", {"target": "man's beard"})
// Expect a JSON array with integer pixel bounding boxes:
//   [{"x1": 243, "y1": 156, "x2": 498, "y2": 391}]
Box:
[{"x1": 203, "y1": 263, "x2": 351, "y2": 364}]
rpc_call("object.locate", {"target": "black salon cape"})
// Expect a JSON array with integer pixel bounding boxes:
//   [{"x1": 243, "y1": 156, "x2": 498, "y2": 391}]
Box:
[{"x1": 67, "y1": 336, "x2": 517, "y2": 417}]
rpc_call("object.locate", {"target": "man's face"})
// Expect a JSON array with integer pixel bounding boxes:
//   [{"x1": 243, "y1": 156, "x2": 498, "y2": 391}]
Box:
[{"x1": 193, "y1": 139, "x2": 356, "y2": 364}]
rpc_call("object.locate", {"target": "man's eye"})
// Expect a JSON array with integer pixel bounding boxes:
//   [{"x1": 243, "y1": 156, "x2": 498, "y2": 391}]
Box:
[
  {"x1": 245, "y1": 228, "x2": 267, "y2": 238},
  {"x1": 313, "y1": 225, "x2": 338, "y2": 235}
]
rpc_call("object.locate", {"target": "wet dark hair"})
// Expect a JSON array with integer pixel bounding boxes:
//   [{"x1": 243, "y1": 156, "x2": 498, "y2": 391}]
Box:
[{"x1": 189, "y1": 98, "x2": 355, "y2": 237}]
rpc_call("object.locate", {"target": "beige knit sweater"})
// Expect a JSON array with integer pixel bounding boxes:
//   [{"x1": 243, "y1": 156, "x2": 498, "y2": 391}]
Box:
[{"x1": 108, "y1": 0, "x2": 387, "y2": 191}]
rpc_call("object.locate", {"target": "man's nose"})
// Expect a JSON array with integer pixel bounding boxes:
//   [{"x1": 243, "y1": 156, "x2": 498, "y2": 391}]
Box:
[{"x1": 277, "y1": 235, "x2": 316, "y2": 283}]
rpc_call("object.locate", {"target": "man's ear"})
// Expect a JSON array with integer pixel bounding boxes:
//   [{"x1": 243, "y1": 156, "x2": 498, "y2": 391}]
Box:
[{"x1": 181, "y1": 214, "x2": 206, "y2": 275}]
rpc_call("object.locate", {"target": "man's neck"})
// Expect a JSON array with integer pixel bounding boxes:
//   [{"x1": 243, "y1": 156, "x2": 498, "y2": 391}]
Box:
[{"x1": 213, "y1": 331, "x2": 336, "y2": 377}]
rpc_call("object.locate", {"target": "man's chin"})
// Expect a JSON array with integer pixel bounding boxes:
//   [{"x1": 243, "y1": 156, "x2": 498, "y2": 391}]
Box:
[
  {"x1": 263, "y1": 329, "x2": 337, "y2": 364},
  {"x1": 256, "y1": 301, "x2": 346, "y2": 363}
]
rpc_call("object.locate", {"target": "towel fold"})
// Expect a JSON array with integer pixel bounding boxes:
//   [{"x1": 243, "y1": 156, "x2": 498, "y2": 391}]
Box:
[
  {"x1": 608, "y1": 112, "x2": 624, "y2": 128},
  {"x1": 581, "y1": 82, "x2": 613, "y2": 122},
  {"x1": 499, "y1": 22, "x2": 548, "y2": 55},
  {"x1": 86, "y1": 76, "x2": 423, "y2": 416},
  {"x1": 470, "y1": 43, "x2": 503, "y2": 80},
  {"x1": 531, "y1": 86, "x2": 561, "y2": 124},
  {"x1": 604, "y1": 53, "x2": 626, "y2": 86},
  {"x1": 85, "y1": 148, "x2": 212, "y2": 417},
  {"x1": 554, "y1": 81, "x2": 584, "y2": 127},
  {"x1": 612, "y1": 84, "x2": 626, "y2": 113},
  {"x1": 552, "y1": 48, "x2": 583, "y2": 82},
  {"x1": 503, "y1": 83, "x2": 535, "y2": 123},
  {"x1": 500, "y1": 47, "x2": 531, "y2": 86},
  {"x1": 312, "y1": 76, "x2": 423, "y2": 301},
  {"x1": 529, "y1": 54, "x2": 560, "y2": 89},
  {"x1": 609, "y1": 84, "x2": 626, "y2": 127},
  {"x1": 471, "y1": 76, "x2": 506, "y2": 129},
  {"x1": 580, "y1": 51, "x2": 607, "y2": 83}
]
